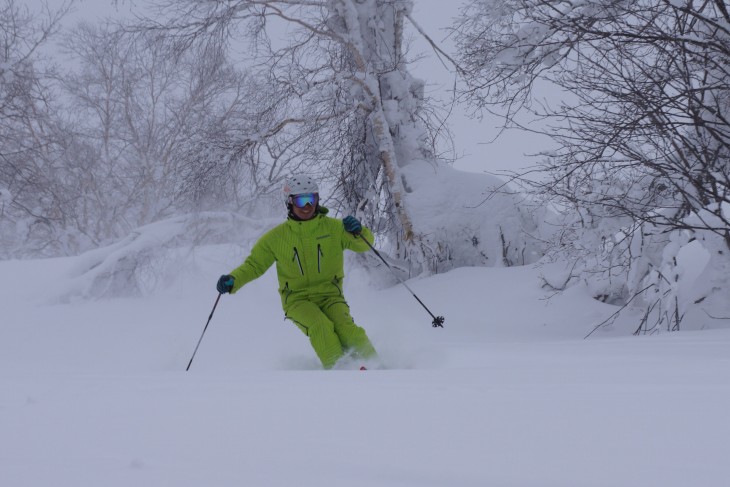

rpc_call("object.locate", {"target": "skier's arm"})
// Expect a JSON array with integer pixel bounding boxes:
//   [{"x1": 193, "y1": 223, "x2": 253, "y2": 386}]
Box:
[
  {"x1": 228, "y1": 236, "x2": 276, "y2": 294},
  {"x1": 343, "y1": 225, "x2": 374, "y2": 253}
]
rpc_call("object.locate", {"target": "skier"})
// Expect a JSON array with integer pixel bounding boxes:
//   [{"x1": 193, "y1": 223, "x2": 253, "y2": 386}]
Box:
[{"x1": 216, "y1": 174, "x2": 378, "y2": 369}]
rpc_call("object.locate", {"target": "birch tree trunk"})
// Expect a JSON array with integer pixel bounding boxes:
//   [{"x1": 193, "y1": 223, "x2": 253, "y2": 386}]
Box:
[{"x1": 331, "y1": 0, "x2": 434, "y2": 268}]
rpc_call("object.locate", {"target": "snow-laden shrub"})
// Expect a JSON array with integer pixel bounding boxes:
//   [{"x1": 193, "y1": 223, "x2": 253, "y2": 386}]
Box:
[
  {"x1": 58, "y1": 212, "x2": 279, "y2": 300},
  {"x1": 676, "y1": 205, "x2": 730, "y2": 331},
  {"x1": 557, "y1": 204, "x2": 730, "y2": 335},
  {"x1": 620, "y1": 218, "x2": 728, "y2": 334},
  {"x1": 399, "y1": 162, "x2": 551, "y2": 274}
]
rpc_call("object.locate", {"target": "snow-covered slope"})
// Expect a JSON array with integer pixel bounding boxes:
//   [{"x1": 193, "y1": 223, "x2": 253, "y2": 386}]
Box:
[{"x1": 1, "y1": 248, "x2": 729, "y2": 487}]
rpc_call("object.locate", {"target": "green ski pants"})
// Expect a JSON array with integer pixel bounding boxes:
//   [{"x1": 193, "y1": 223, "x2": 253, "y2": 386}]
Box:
[{"x1": 285, "y1": 298, "x2": 376, "y2": 369}]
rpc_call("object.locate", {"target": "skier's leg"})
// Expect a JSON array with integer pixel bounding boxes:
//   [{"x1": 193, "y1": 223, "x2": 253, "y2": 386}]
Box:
[
  {"x1": 285, "y1": 300, "x2": 343, "y2": 369},
  {"x1": 322, "y1": 300, "x2": 377, "y2": 360}
]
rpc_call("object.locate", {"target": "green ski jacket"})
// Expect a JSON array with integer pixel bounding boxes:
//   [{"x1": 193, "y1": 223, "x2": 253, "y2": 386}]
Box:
[{"x1": 228, "y1": 207, "x2": 373, "y2": 310}]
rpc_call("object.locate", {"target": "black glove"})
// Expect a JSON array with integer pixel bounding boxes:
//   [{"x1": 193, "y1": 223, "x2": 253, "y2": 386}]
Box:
[
  {"x1": 217, "y1": 274, "x2": 235, "y2": 294},
  {"x1": 343, "y1": 215, "x2": 362, "y2": 234}
]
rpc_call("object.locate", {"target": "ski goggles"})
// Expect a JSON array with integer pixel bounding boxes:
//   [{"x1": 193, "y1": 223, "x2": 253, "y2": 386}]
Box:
[{"x1": 290, "y1": 193, "x2": 319, "y2": 208}]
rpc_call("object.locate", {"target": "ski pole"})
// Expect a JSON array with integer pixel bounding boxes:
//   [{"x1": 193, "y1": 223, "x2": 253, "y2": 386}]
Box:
[
  {"x1": 186, "y1": 293, "x2": 222, "y2": 371},
  {"x1": 357, "y1": 234, "x2": 445, "y2": 328}
]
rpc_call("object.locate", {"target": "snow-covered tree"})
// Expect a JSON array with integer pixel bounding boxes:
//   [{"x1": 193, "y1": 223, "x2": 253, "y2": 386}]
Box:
[
  {"x1": 3, "y1": 0, "x2": 549, "y2": 287},
  {"x1": 50, "y1": 22, "x2": 267, "y2": 252},
  {"x1": 0, "y1": 0, "x2": 74, "y2": 257},
  {"x1": 455, "y1": 0, "x2": 730, "y2": 331},
  {"x1": 134, "y1": 0, "x2": 481, "y2": 274}
]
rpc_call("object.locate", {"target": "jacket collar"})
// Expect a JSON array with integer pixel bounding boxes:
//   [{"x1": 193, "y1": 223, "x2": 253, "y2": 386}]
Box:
[{"x1": 285, "y1": 206, "x2": 329, "y2": 232}]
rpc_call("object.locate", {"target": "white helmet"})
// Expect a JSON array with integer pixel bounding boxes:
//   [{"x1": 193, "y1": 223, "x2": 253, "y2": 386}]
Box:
[{"x1": 283, "y1": 174, "x2": 319, "y2": 197}]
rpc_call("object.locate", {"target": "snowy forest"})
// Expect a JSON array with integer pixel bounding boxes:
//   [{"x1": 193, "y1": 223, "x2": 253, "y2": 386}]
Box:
[
  {"x1": 2, "y1": 0, "x2": 729, "y2": 332},
  {"x1": 3, "y1": 1, "x2": 730, "y2": 485}
]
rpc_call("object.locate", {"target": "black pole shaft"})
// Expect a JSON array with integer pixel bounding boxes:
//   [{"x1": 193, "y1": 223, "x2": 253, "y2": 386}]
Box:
[
  {"x1": 357, "y1": 234, "x2": 444, "y2": 327},
  {"x1": 186, "y1": 293, "x2": 222, "y2": 371}
]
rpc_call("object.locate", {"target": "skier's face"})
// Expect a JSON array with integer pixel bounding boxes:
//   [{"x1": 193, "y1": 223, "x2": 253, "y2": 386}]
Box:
[{"x1": 290, "y1": 193, "x2": 318, "y2": 220}]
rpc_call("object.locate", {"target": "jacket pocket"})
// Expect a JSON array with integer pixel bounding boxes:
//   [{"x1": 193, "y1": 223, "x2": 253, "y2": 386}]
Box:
[
  {"x1": 292, "y1": 247, "x2": 304, "y2": 275},
  {"x1": 317, "y1": 244, "x2": 323, "y2": 273}
]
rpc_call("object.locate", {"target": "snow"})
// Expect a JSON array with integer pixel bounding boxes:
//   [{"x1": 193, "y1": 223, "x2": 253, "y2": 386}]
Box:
[
  {"x1": 3, "y1": 2, "x2": 729, "y2": 486},
  {"x1": 2, "y1": 246, "x2": 730, "y2": 487},
  {"x1": 400, "y1": 161, "x2": 549, "y2": 269}
]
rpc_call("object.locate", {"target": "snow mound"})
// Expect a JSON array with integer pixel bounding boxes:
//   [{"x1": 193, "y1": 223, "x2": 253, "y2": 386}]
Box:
[
  {"x1": 402, "y1": 161, "x2": 551, "y2": 270},
  {"x1": 56, "y1": 212, "x2": 278, "y2": 300}
]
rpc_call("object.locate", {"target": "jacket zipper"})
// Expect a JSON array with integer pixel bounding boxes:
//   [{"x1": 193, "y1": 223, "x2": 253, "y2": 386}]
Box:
[
  {"x1": 317, "y1": 244, "x2": 323, "y2": 273},
  {"x1": 293, "y1": 247, "x2": 304, "y2": 275}
]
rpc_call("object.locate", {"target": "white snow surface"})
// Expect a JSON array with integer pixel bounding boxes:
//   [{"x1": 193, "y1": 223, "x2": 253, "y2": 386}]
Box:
[{"x1": 2, "y1": 246, "x2": 729, "y2": 487}]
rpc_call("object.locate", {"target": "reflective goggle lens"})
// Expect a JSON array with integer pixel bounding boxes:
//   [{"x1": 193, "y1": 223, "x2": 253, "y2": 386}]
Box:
[{"x1": 291, "y1": 193, "x2": 318, "y2": 208}]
